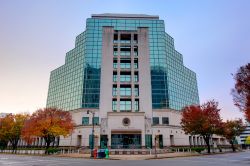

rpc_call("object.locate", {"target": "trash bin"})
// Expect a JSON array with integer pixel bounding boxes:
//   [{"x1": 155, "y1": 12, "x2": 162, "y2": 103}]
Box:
[
  {"x1": 93, "y1": 149, "x2": 97, "y2": 159},
  {"x1": 98, "y1": 149, "x2": 106, "y2": 158},
  {"x1": 105, "y1": 148, "x2": 109, "y2": 159}
]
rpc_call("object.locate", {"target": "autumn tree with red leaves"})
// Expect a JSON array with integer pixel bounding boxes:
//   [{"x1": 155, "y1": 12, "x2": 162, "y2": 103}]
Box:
[
  {"x1": 181, "y1": 100, "x2": 223, "y2": 153},
  {"x1": 232, "y1": 63, "x2": 250, "y2": 122},
  {"x1": 222, "y1": 119, "x2": 245, "y2": 152},
  {"x1": 22, "y1": 108, "x2": 74, "y2": 154}
]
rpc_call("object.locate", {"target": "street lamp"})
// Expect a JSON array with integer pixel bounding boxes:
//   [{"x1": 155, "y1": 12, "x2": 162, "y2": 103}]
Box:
[
  {"x1": 87, "y1": 110, "x2": 95, "y2": 158},
  {"x1": 154, "y1": 136, "x2": 157, "y2": 158}
]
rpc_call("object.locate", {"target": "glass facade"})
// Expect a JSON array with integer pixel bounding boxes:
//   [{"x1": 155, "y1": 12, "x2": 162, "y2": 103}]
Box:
[
  {"x1": 111, "y1": 134, "x2": 141, "y2": 149},
  {"x1": 46, "y1": 14, "x2": 199, "y2": 111}
]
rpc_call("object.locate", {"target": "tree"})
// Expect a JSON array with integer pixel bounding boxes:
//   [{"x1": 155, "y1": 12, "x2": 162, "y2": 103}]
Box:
[
  {"x1": 22, "y1": 108, "x2": 74, "y2": 154},
  {"x1": 0, "y1": 118, "x2": 8, "y2": 150},
  {"x1": 222, "y1": 119, "x2": 245, "y2": 152},
  {"x1": 245, "y1": 136, "x2": 250, "y2": 145},
  {"x1": 0, "y1": 114, "x2": 29, "y2": 153},
  {"x1": 181, "y1": 100, "x2": 223, "y2": 153},
  {"x1": 232, "y1": 63, "x2": 250, "y2": 121}
]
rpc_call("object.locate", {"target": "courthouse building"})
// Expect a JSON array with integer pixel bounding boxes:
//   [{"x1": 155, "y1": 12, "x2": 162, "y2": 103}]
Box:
[{"x1": 46, "y1": 14, "x2": 210, "y2": 149}]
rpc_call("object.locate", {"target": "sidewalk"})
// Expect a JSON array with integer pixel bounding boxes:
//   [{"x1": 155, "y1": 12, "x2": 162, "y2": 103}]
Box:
[{"x1": 55, "y1": 152, "x2": 201, "y2": 160}]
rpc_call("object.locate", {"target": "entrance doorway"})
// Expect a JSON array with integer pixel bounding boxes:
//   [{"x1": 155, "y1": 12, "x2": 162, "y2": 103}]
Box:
[
  {"x1": 111, "y1": 131, "x2": 141, "y2": 149},
  {"x1": 100, "y1": 135, "x2": 108, "y2": 148},
  {"x1": 77, "y1": 135, "x2": 82, "y2": 147},
  {"x1": 170, "y1": 135, "x2": 174, "y2": 146}
]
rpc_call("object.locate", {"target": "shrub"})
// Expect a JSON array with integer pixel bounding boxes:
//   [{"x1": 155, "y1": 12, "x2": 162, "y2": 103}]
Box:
[
  {"x1": 47, "y1": 148, "x2": 60, "y2": 154},
  {"x1": 191, "y1": 147, "x2": 206, "y2": 153}
]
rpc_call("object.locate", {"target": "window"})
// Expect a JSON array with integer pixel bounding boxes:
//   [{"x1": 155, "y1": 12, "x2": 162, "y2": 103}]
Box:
[
  {"x1": 120, "y1": 59, "x2": 131, "y2": 69},
  {"x1": 113, "y1": 59, "x2": 117, "y2": 69},
  {"x1": 120, "y1": 46, "x2": 131, "y2": 56},
  {"x1": 113, "y1": 34, "x2": 118, "y2": 43},
  {"x1": 112, "y1": 85, "x2": 117, "y2": 96},
  {"x1": 93, "y1": 117, "x2": 99, "y2": 125},
  {"x1": 120, "y1": 100, "x2": 131, "y2": 111},
  {"x1": 120, "y1": 63, "x2": 130, "y2": 69},
  {"x1": 133, "y1": 34, "x2": 138, "y2": 43},
  {"x1": 82, "y1": 117, "x2": 89, "y2": 125},
  {"x1": 134, "y1": 46, "x2": 138, "y2": 56},
  {"x1": 120, "y1": 85, "x2": 131, "y2": 96},
  {"x1": 113, "y1": 46, "x2": 118, "y2": 56},
  {"x1": 152, "y1": 117, "x2": 159, "y2": 125},
  {"x1": 120, "y1": 34, "x2": 131, "y2": 44},
  {"x1": 135, "y1": 99, "x2": 139, "y2": 112},
  {"x1": 112, "y1": 99, "x2": 117, "y2": 111},
  {"x1": 120, "y1": 75, "x2": 131, "y2": 82},
  {"x1": 162, "y1": 117, "x2": 169, "y2": 125},
  {"x1": 134, "y1": 85, "x2": 139, "y2": 96},
  {"x1": 134, "y1": 72, "x2": 138, "y2": 82},
  {"x1": 134, "y1": 59, "x2": 138, "y2": 69},
  {"x1": 120, "y1": 72, "x2": 131, "y2": 82},
  {"x1": 113, "y1": 72, "x2": 117, "y2": 82}
]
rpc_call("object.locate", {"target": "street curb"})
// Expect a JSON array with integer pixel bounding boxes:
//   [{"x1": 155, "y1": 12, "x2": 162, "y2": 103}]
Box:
[
  {"x1": 145, "y1": 151, "x2": 242, "y2": 160},
  {"x1": 0, "y1": 151, "x2": 243, "y2": 160}
]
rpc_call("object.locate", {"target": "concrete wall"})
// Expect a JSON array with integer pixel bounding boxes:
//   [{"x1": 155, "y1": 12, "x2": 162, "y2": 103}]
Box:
[
  {"x1": 137, "y1": 28, "x2": 152, "y2": 117},
  {"x1": 99, "y1": 27, "x2": 114, "y2": 118},
  {"x1": 107, "y1": 112, "x2": 146, "y2": 146}
]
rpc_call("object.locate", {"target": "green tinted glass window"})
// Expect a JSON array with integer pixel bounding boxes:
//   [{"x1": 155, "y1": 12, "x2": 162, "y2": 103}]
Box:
[
  {"x1": 152, "y1": 117, "x2": 159, "y2": 125},
  {"x1": 82, "y1": 117, "x2": 89, "y2": 125}
]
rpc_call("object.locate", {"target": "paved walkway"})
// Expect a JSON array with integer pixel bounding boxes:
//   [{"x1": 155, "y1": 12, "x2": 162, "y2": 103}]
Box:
[
  {"x1": 1, "y1": 151, "x2": 250, "y2": 165},
  {"x1": 55, "y1": 152, "x2": 200, "y2": 160}
]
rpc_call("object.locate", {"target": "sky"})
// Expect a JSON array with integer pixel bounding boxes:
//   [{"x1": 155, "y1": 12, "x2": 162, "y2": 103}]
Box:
[{"x1": 0, "y1": 0, "x2": 249, "y2": 120}]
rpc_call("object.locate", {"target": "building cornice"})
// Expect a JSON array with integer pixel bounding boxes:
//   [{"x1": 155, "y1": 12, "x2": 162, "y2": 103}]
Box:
[
  {"x1": 107, "y1": 112, "x2": 145, "y2": 116},
  {"x1": 92, "y1": 13, "x2": 159, "y2": 20},
  {"x1": 152, "y1": 109, "x2": 182, "y2": 115}
]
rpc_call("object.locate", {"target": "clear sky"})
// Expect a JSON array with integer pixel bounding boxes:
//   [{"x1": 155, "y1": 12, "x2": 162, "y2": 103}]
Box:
[{"x1": 0, "y1": 0, "x2": 249, "y2": 120}]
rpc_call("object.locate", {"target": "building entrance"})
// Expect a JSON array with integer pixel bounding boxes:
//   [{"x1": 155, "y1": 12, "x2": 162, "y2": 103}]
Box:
[{"x1": 111, "y1": 133, "x2": 141, "y2": 149}]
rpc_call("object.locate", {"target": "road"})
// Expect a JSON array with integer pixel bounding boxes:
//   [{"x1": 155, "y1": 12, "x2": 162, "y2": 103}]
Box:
[{"x1": 0, "y1": 151, "x2": 249, "y2": 166}]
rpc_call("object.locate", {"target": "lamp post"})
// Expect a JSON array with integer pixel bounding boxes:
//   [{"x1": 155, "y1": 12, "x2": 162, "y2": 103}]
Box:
[
  {"x1": 87, "y1": 110, "x2": 95, "y2": 158},
  {"x1": 154, "y1": 136, "x2": 157, "y2": 158}
]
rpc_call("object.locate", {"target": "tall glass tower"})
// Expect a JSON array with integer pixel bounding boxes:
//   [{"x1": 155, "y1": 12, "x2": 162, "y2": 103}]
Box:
[
  {"x1": 46, "y1": 14, "x2": 200, "y2": 149},
  {"x1": 46, "y1": 13, "x2": 199, "y2": 111}
]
